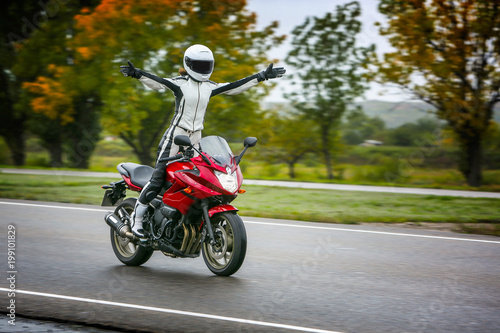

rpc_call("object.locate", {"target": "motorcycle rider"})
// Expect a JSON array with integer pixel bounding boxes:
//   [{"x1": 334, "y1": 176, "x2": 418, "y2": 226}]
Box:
[{"x1": 120, "y1": 44, "x2": 285, "y2": 237}]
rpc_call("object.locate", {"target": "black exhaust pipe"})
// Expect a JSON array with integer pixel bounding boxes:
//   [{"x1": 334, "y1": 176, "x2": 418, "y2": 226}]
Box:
[{"x1": 104, "y1": 212, "x2": 136, "y2": 241}]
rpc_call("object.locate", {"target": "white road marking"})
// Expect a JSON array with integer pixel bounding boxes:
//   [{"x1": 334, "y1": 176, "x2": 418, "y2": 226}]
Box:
[
  {"x1": 0, "y1": 288, "x2": 342, "y2": 333},
  {"x1": 243, "y1": 219, "x2": 500, "y2": 244},
  {"x1": 0, "y1": 200, "x2": 108, "y2": 212},
  {"x1": 1, "y1": 200, "x2": 499, "y2": 244}
]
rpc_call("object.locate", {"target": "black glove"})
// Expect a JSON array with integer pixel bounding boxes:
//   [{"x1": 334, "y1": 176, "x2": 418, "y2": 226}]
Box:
[
  {"x1": 120, "y1": 61, "x2": 142, "y2": 79},
  {"x1": 257, "y1": 63, "x2": 286, "y2": 81}
]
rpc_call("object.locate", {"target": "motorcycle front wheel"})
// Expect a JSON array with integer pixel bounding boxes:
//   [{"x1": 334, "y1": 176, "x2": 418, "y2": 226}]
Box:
[
  {"x1": 110, "y1": 198, "x2": 154, "y2": 266},
  {"x1": 202, "y1": 212, "x2": 247, "y2": 276}
]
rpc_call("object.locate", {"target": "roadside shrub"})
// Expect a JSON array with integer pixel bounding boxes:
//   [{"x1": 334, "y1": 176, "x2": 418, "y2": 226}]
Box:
[
  {"x1": 351, "y1": 156, "x2": 402, "y2": 183},
  {"x1": 482, "y1": 170, "x2": 500, "y2": 185},
  {"x1": 264, "y1": 163, "x2": 282, "y2": 178},
  {"x1": 26, "y1": 155, "x2": 51, "y2": 167}
]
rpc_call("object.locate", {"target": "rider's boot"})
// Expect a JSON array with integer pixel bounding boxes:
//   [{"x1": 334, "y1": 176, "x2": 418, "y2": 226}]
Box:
[{"x1": 131, "y1": 201, "x2": 148, "y2": 238}]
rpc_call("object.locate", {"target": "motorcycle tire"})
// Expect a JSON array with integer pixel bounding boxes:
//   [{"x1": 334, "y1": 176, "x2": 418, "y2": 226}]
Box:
[
  {"x1": 202, "y1": 211, "x2": 247, "y2": 276},
  {"x1": 110, "y1": 198, "x2": 154, "y2": 266}
]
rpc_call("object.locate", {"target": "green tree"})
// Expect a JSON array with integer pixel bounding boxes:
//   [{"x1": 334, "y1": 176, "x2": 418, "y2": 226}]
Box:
[
  {"x1": 377, "y1": 0, "x2": 500, "y2": 186},
  {"x1": 285, "y1": 1, "x2": 374, "y2": 179},
  {"x1": 73, "y1": 0, "x2": 284, "y2": 166},
  {"x1": 102, "y1": 87, "x2": 173, "y2": 165},
  {"x1": 385, "y1": 118, "x2": 440, "y2": 146},
  {"x1": 262, "y1": 110, "x2": 319, "y2": 178},
  {"x1": 342, "y1": 107, "x2": 386, "y2": 145}
]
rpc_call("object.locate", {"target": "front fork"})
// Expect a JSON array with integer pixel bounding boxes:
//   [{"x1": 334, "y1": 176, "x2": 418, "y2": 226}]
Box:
[{"x1": 201, "y1": 200, "x2": 216, "y2": 245}]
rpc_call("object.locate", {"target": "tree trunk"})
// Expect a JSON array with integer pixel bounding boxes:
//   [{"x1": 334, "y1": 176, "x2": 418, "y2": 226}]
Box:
[
  {"x1": 3, "y1": 133, "x2": 26, "y2": 166},
  {"x1": 288, "y1": 161, "x2": 295, "y2": 179},
  {"x1": 459, "y1": 135, "x2": 483, "y2": 187},
  {"x1": 0, "y1": 95, "x2": 26, "y2": 166},
  {"x1": 66, "y1": 128, "x2": 100, "y2": 169},
  {"x1": 323, "y1": 148, "x2": 334, "y2": 180},
  {"x1": 45, "y1": 142, "x2": 64, "y2": 167},
  {"x1": 321, "y1": 125, "x2": 334, "y2": 180},
  {"x1": 120, "y1": 133, "x2": 154, "y2": 167},
  {"x1": 137, "y1": 150, "x2": 154, "y2": 166},
  {"x1": 0, "y1": 64, "x2": 27, "y2": 166},
  {"x1": 66, "y1": 97, "x2": 102, "y2": 169},
  {"x1": 32, "y1": 117, "x2": 65, "y2": 167}
]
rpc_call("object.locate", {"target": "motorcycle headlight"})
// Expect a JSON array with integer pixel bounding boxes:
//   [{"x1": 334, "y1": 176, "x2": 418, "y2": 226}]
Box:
[{"x1": 214, "y1": 170, "x2": 238, "y2": 193}]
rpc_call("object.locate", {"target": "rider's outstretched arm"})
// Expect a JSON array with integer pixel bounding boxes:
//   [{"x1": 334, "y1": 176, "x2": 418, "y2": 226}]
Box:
[
  {"x1": 120, "y1": 61, "x2": 181, "y2": 94},
  {"x1": 211, "y1": 74, "x2": 260, "y2": 97},
  {"x1": 210, "y1": 63, "x2": 286, "y2": 97},
  {"x1": 139, "y1": 72, "x2": 181, "y2": 93}
]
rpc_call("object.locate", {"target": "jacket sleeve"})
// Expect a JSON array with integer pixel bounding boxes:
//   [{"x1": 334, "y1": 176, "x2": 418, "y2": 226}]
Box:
[
  {"x1": 210, "y1": 74, "x2": 261, "y2": 97},
  {"x1": 138, "y1": 71, "x2": 181, "y2": 94}
]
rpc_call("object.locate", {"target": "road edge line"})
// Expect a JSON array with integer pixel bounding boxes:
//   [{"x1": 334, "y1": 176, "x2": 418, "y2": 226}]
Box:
[{"x1": 0, "y1": 288, "x2": 342, "y2": 333}]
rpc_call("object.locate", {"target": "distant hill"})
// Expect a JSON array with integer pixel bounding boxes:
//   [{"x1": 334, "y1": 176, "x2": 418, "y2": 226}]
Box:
[
  {"x1": 263, "y1": 100, "x2": 500, "y2": 128},
  {"x1": 358, "y1": 100, "x2": 435, "y2": 128},
  {"x1": 358, "y1": 100, "x2": 500, "y2": 128}
]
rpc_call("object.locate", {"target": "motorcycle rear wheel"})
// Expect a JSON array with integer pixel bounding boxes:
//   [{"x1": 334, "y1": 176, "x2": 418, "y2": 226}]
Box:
[
  {"x1": 202, "y1": 212, "x2": 247, "y2": 276},
  {"x1": 110, "y1": 198, "x2": 154, "y2": 266}
]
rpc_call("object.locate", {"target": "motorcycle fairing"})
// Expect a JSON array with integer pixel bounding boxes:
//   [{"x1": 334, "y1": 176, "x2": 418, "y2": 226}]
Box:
[{"x1": 161, "y1": 151, "x2": 243, "y2": 214}]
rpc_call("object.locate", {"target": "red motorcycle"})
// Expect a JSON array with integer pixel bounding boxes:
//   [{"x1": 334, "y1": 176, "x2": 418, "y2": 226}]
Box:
[{"x1": 102, "y1": 135, "x2": 257, "y2": 276}]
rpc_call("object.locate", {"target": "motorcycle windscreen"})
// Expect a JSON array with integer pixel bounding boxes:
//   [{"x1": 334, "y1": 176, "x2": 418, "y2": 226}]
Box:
[{"x1": 199, "y1": 136, "x2": 234, "y2": 168}]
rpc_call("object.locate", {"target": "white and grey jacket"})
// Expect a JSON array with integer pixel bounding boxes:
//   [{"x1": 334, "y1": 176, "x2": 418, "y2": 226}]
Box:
[{"x1": 138, "y1": 71, "x2": 262, "y2": 132}]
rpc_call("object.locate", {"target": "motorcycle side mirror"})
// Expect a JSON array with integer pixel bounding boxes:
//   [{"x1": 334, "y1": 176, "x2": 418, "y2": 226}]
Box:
[
  {"x1": 236, "y1": 137, "x2": 257, "y2": 165},
  {"x1": 174, "y1": 134, "x2": 211, "y2": 165},
  {"x1": 243, "y1": 137, "x2": 257, "y2": 148},
  {"x1": 174, "y1": 135, "x2": 192, "y2": 147}
]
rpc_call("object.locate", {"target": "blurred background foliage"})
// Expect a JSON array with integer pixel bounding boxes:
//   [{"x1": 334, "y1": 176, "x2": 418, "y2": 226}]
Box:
[{"x1": 1, "y1": 0, "x2": 499, "y2": 189}]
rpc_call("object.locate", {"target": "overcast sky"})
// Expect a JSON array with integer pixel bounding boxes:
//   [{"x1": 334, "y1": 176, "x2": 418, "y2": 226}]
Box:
[{"x1": 246, "y1": 0, "x2": 411, "y2": 102}]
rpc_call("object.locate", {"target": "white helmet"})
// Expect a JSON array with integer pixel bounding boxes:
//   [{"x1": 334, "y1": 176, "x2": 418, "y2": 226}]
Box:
[{"x1": 183, "y1": 44, "x2": 214, "y2": 82}]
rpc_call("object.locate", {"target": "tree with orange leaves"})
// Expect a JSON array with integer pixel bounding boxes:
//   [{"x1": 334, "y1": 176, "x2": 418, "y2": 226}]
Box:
[
  {"x1": 377, "y1": 0, "x2": 500, "y2": 186},
  {"x1": 23, "y1": 65, "x2": 75, "y2": 125}
]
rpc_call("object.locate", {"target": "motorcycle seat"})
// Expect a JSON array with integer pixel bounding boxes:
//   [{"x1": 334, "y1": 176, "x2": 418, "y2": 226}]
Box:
[{"x1": 117, "y1": 163, "x2": 153, "y2": 189}]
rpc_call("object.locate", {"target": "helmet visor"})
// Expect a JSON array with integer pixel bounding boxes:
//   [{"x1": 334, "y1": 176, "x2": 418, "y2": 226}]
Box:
[{"x1": 185, "y1": 57, "x2": 213, "y2": 74}]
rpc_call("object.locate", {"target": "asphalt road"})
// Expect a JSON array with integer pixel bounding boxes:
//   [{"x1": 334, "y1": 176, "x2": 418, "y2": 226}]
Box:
[{"x1": 1, "y1": 199, "x2": 500, "y2": 333}]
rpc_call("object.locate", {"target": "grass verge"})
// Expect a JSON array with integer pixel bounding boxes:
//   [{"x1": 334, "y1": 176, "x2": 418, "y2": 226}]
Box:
[{"x1": 0, "y1": 173, "x2": 499, "y2": 236}]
